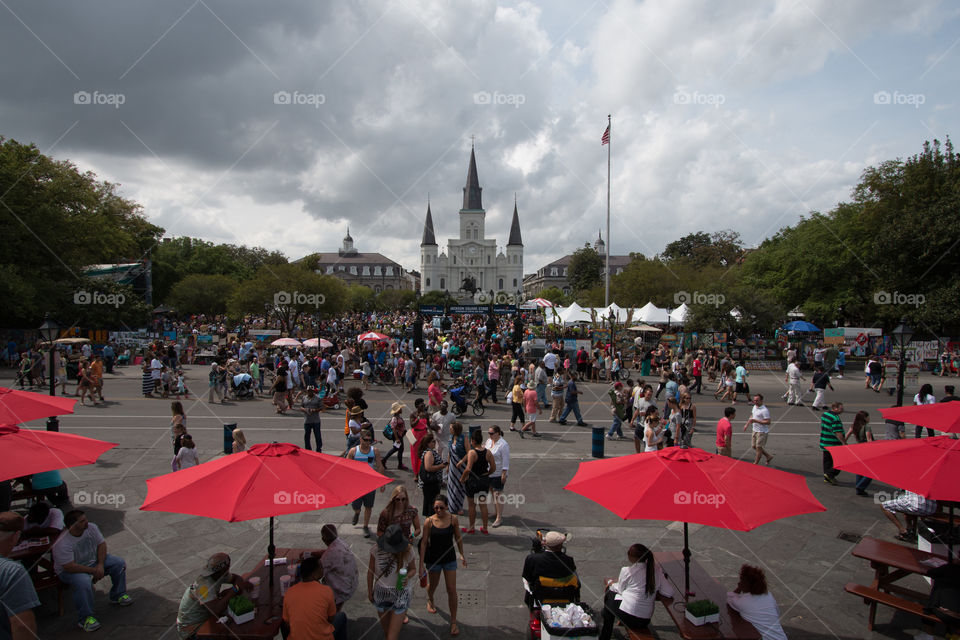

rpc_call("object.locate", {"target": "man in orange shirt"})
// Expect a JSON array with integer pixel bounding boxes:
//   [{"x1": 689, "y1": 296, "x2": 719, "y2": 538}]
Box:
[
  {"x1": 89, "y1": 355, "x2": 105, "y2": 402},
  {"x1": 281, "y1": 556, "x2": 346, "y2": 640}
]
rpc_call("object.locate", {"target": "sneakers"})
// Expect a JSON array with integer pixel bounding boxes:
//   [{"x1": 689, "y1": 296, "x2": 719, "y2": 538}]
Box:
[
  {"x1": 576, "y1": 422, "x2": 588, "y2": 427},
  {"x1": 352, "y1": 511, "x2": 360, "y2": 526},
  {"x1": 519, "y1": 430, "x2": 525, "y2": 439},
  {"x1": 110, "y1": 594, "x2": 133, "y2": 606},
  {"x1": 823, "y1": 474, "x2": 838, "y2": 485},
  {"x1": 79, "y1": 616, "x2": 101, "y2": 632},
  {"x1": 363, "y1": 526, "x2": 371, "y2": 538},
  {"x1": 532, "y1": 433, "x2": 543, "y2": 438}
]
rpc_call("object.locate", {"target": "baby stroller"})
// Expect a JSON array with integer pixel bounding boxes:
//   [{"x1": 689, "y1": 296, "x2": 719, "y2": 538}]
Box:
[{"x1": 231, "y1": 373, "x2": 255, "y2": 399}]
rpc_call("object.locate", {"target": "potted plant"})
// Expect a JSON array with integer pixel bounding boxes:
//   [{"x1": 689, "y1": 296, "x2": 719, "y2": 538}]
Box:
[
  {"x1": 227, "y1": 594, "x2": 256, "y2": 625},
  {"x1": 685, "y1": 599, "x2": 720, "y2": 626}
]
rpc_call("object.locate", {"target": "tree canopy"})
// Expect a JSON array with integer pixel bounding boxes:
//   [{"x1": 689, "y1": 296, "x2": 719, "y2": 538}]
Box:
[{"x1": 567, "y1": 245, "x2": 604, "y2": 293}]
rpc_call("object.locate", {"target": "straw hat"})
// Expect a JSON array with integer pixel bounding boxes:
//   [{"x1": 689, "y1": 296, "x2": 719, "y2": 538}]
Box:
[
  {"x1": 390, "y1": 402, "x2": 406, "y2": 415},
  {"x1": 349, "y1": 405, "x2": 364, "y2": 416}
]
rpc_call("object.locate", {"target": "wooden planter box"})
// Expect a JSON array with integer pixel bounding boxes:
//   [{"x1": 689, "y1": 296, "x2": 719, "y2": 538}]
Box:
[{"x1": 684, "y1": 609, "x2": 719, "y2": 626}]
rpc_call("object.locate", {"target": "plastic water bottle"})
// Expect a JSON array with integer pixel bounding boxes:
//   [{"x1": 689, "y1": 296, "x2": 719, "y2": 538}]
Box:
[{"x1": 396, "y1": 568, "x2": 408, "y2": 590}]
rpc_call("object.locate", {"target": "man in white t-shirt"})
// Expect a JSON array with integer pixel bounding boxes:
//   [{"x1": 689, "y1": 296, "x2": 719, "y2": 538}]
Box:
[
  {"x1": 784, "y1": 358, "x2": 805, "y2": 406},
  {"x1": 742, "y1": 394, "x2": 773, "y2": 465},
  {"x1": 542, "y1": 350, "x2": 558, "y2": 375},
  {"x1": 53, "y1": 510, "x2": 132, "y2": 631}
]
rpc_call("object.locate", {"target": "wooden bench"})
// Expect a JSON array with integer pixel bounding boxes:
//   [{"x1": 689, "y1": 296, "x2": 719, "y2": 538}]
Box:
[
  {"x1": 844, "y1": 582, "x2": 938, "y2": 631},
  {"x1": 626, "y1": 628, "x2": 655, "y2": 639}
]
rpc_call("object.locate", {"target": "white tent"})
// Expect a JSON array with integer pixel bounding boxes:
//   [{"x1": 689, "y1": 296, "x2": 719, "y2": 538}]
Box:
[
  {"x1": 558, "y1": 302, "x2": 594, "y2": 325},
  {"x1": 601, "y1": 303, "x2": 630, "y2": 323},
  {"x1": 669, "y1": 303, "x2": 690, "y2": 324},
  {"x1": 636, "y1": 302, "x2": 671, "y2": 324}
]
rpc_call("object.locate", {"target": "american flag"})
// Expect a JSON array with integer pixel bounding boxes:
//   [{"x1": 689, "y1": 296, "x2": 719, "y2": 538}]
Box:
[{"x1": 601, "y1": 125, "x2": 610, "y2": 145}]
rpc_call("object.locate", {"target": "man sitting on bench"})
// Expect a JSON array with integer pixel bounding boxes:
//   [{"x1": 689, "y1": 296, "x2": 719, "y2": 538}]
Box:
[{"x1": 880, "y1": 490, "x2": 937, "y2": 541}]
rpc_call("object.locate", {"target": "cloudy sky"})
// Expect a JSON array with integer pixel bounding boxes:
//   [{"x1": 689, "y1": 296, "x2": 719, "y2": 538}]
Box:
[{"x1": 2, "y1": 0, "x2": 957, "y2": 274}]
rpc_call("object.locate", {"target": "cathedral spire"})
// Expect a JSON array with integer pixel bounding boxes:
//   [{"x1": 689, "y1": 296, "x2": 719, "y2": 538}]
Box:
[
  {"x1": 421, "y1": 202, "x2": 437, "y2": 246},
  {"x1": 508, "y1": 199, "x2": 523, "y2": 246},
  {"x1": 462, "y1": 144, "x2": 483, "y2": 211}
]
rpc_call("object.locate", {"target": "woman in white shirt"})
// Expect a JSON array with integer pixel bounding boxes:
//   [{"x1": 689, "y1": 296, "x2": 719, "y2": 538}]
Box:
[
  {"x1": 642, "y1": 407, "x2": 663, "y2": 452},
  {"x1": 484, "y1": 426, "x2": 510, "y2": 528},
  {"x1": 600, "y1": 544, "x2": 674, "y2": 640},
  {"x1": 726, "y1": 564, "x2": 788, "y2": 640},
  {"x1": 913, "y1": 383, "x2": 936, "y2": 438}
]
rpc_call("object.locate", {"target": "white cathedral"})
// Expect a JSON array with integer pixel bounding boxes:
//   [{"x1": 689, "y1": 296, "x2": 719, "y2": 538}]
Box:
[{"x1": 420, "y1": 145, "x2": 524, "y2": 297}]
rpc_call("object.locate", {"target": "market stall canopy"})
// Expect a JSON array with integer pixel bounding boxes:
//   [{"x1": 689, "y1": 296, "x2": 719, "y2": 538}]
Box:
[
  {"x1": 601, "y1": 303, "x2": 629, "y2": 323},
  {"x1": 557, "y1": 303, "x2": 593, "y2": 325},
  {"x1": 669, "y1": 303, "x2": 690, "y2": 324},
  {"x1": 627, "y1": 324, "x2": 662, "y2": 332},
  {"x1": 635, "y1": 302, "x2": 670, "y2": 324}
]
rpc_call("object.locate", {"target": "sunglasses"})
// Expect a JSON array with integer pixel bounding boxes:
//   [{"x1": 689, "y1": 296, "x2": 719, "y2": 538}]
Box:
[{"x1": 434, "y1": 505, "x2": 447, "y2": 511}]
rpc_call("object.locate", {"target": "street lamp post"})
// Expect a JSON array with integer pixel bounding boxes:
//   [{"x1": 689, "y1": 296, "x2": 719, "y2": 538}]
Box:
[
  {"x1": 38, "y1": 314, "x2": 60, "y2": 431},
  {"x1": 608, "y1": 309, "x2": 616, "y2": 365},
  {"x1": 891, "y1": 319, "x2": 914, "y2": 407}
]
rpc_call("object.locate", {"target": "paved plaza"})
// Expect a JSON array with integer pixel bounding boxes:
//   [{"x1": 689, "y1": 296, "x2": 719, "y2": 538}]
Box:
[{"x1": 8, "y1": 363, "x2": 950, "y2": 639}]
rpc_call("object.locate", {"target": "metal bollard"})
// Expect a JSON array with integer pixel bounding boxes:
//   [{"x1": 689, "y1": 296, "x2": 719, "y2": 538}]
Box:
[
  {"x1": 223, "y1": 423, "x2": 237, "y2": 454},
  {"x1": 591, "y1": 427, "x2": 605, "y2": 458}
]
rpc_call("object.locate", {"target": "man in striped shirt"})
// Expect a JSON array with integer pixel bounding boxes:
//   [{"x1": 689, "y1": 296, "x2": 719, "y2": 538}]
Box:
[{"x1": 819, "y1": 402, "x2": 847, "y2": 485}]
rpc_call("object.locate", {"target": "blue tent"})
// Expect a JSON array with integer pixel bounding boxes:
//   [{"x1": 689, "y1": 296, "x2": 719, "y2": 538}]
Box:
[{"x1": 782, "y1": 320, "x2": 820, "y2": 332}]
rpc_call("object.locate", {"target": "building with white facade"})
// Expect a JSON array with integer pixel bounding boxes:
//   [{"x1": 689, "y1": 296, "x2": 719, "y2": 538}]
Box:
[{"x1": 420, "y1": 146, "x2": 523, "y2": 296}]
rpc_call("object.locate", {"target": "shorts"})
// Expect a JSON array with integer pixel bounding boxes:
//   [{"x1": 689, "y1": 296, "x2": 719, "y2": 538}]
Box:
[
  {"x1": 373, "y1": 586, "x2": 411, "y2": 614},
  {"x1": 527, "y1": 412, "x2": 537, "y2": 423},
  {"x1": 751, "y1": 432, "x2": 768, "y2": 450},
  {"x1": 426, "y1": 559, "x2": 458, "y2": 573},
  {"x1": 716, "y1": 445, "x2": 732, "y2": 457},
  {"x1": 735, "y1": 382, "x2": 748, "y2": 393},
  {"x1": 489, "y1": 475, "x2": 506, "y2": 492},
  {"x1": 351, "y1": 490, "x2": 375, "y2": 510},
  {"x1": 465, "y1": 477, "x2": 489, "y2": 499}
]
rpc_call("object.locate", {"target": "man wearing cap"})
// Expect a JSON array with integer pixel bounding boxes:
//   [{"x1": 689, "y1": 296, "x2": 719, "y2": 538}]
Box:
[
  {"x1": 319, "y1": 525, "x2": 359, "y2": 611},
  {"x1": 300, "y1": 386, "x2": 323, "y2": 451},
  {"x1": 53, "y1": 510, "x2": 132, "y2": 631},
  {"x1": 522, "y1": 531, "x2": 579, "y2": 609},
  {"x1": 283, "y1": 555, "x2": 347, "y2": 640},
  {"x1": 0, "y1": 512, "x2": 40, "y2": 640},
  {"x1": 175, "y1": 553, "x2": 253, "y2": 638}
]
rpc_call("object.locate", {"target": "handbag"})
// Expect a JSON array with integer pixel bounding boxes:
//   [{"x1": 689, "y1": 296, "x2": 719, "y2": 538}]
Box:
[
  {"x1": 383, "y1": 423, "x2": 394, "y2": 440},
  {"x1": 419, "y1": 449, "x2": 444, "y2": 485}
]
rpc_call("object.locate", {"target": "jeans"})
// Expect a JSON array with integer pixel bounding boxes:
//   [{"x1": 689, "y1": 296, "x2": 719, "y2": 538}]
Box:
[
  {"x1": 330, "y1": 611, "x2": 347, "y2": 640},
  {"x1": 607, "y1": 415, "x2": 623, "y2": 438},
  {"x1": 536, "y1": 383, "x2": 547, "y2": 407},
  {"x1": 559, "y1": 398, "x2": 583, "y2": 424},
  {"x1": 104, "y1": 357, "x2": 114, "y2": 374},
  {"x1": 382, "y1": 440, "x2": 405, "y2": 467},
  {"x1": 855, "y1": 475, "x2": 872, "y2": 492},
  {"x1": 59, "y1": 554, "x2": 126, "y2": 622},
  {"x1": 304, "y1": 422, "x2": 322, "y2": 451}
]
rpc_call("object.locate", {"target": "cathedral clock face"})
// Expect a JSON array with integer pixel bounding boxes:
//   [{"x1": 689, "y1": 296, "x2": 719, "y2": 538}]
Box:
[{"x1": 469, "y1": 246, "x2": 477, "y2": 254}]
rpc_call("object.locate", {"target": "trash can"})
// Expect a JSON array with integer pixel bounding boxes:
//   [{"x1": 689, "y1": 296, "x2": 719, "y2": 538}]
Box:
[
  {"x1": 223, "y1": 423, "x2": 238, "y2": 455},
  {"x1": 469, "y1": 425, "x2": 481, "y2": 444},
  {"x1": 591, "y1": 427, "x2": 604, "y2": 459},
  {"x1": 918, "y1": 518, "x2": 960, "y2": 582}
]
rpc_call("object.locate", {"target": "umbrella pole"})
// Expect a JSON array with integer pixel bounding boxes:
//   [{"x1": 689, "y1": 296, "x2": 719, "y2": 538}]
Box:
[
  {"x1": 265, "y1": 516, "x2": 278, "y2": 623},
  {"x1": 950, "y1": 505, "x2": 955, "y2": 564},
  {"x1": 683, "y1": 522, "x2": 694, "y2": 599}
]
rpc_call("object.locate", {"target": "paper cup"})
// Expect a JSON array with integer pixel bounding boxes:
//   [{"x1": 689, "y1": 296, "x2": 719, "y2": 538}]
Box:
[
  {"x1": 280, "y1": 574, "x2": 292, "y2": 596},
  {"x1": 287, "y1": 563, "x2": 298, "y2": 578},
  {"x1": 248, "y1": 576, "x2": 260, "y2": 599}
]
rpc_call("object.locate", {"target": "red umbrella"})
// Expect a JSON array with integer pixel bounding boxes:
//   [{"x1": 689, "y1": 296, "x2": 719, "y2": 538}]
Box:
[
  {"x1": 830, "y1": 436, "x2": 960, "y2": 561},
  {"x1": 357, "y1": 331, "x2": 389, "y2": 342},
  {"x1": 141, "y1": 442, "x2": 391, "y2": 590},
  {"x1": 0, "y1": 387, "x2": 77, "y2": 425},
  {"x1": 565, "y1": 447, "x2": 825, "y2": 594},
  {"x1": 0, "y1": 424, "x2": 117, "y2": 482},
  {"x1": 879, "y1": 403, "x2": 960, "y2": 434}
]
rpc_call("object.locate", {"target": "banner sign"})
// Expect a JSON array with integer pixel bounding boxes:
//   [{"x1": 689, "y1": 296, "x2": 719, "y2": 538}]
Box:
[
  {"x1": 447, "y1": 305, "x2": 516, "y2": 315},
  {"x1": 418, "y1": 305, "x2": 444, "y2": 316},
  {"x1": 823, "y1": 328, "x2": 845, "y2": 345}
]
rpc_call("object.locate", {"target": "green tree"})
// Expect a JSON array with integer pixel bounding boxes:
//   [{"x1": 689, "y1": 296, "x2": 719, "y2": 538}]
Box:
[
  {"x1": 152, "y1": 237, "x2": 287, "y2": 303},
  {"x1": 67, "y1": 280, "x2": 152, "y2": 330},
  {"x1": 419, "y1": 290, "x2": 457, "y2": 307},
  {"x1": 166, "y1": 274, "x2": 238, "y2": 316},
  {"x1": 375, "y1": 289, "x2": 416, "y2": 311},
  {"x1": 568, "y1": 244, "x2": 603, "y2": 293},
  {"x1": 346, "y1": 285, "x2": 376, "y2": 311},
  {"x1": 228, "y1": 264, "x2": 347, "y2": 332},
  {"x1": 537, "y1": 286, "x2": 568, "y2": 306},
  {"x1": 0, "y1": 137, "x2": 163, "y2": 327}
]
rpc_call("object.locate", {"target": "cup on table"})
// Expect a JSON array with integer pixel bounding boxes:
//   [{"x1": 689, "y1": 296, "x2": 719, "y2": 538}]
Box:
[
  {"x1": 248, "y1": 576, "x2": 260, "y2": 599},
  {"x1": 280, "y1": 574, "x2": 292, "y2": 596},
  {"x1": 287, "y1": 563, "x2": 298, "y2": 578}
]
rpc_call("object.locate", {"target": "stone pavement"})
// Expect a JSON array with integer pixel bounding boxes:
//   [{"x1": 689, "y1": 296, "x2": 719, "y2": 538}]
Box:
[{"x1": 6, "y1": 363, "x2": 955, "y2": 640}]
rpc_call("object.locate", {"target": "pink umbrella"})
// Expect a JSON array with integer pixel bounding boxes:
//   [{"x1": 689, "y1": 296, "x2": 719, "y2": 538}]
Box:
[
  {"x1": 531, "y1": 298, "x2": 555, "y2": 307},
  {"x1": 357, "y1": 331, "x2": 389, "y2": 342},
  {"x1": 302, "y1": 338, "x2": 333, "y2": 349},
  {"x1": 270, "y1": 338, "x2": 302, "y2": 347}
]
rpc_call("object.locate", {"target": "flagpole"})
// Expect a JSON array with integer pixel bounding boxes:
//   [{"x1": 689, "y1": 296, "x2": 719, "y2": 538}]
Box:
[{"x1": 605, "y1": 114, "x2": 611, "y2": 307}]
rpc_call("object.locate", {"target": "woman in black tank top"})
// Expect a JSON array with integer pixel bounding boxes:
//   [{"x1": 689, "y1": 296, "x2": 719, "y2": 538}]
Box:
[
  {"x1": 419, "y1": 495, "x2": 467, "y2": 636},
  {"x1": 458, "y1": 429, "x2": 496, "y2": 535}
]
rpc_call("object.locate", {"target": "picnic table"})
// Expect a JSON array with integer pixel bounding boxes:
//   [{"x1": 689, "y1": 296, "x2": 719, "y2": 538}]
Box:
[
  {"x1": 655, "y1": 552, "x2": 760, "y2": 640},
  {"x1": 846, "y1": 536, "x2": 943, "y2": 630},
  {"x1": 194, "y1": 547, "x2": 313, "y2": 640},
  {"x1": 9, "y1": 535, "x2": 65, "y2": 614}
]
